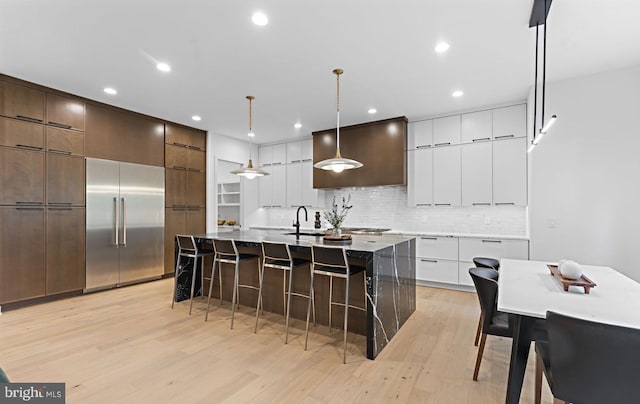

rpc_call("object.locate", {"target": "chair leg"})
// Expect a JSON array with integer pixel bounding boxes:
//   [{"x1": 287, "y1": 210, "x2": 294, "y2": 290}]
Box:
[
  {"x1": 230, "y1": 260, "x2": 240, "y2": 329},
  {"x1": 535, "y1": 351, "x2": 543, "y2": 404},
  {"x1": 254, "y1": 258, "x2": 267, "y2": 333},
  {"x1": 205, "y1": 256, "x2": 218, "y2": 322},
  {"x1": 284, "y1": 266, "x2": 294, "y2": 344},
  {"x1": 328, "y1": 275, "x2": 333, "y2": 333},
  {"x1": 343, "y1": 274, "x2": 350, "y2": 364},
  {"x1": 474, "y1": 314, "x2": 484, "y2": 346},
  {"x1": 171, "y1": 250, "x2": 181, "y2": 309},
  {"x1": 304, "y1": 266, "x2": 315, "y2": 351},
  {"x1": 473, "y1": 333, "x2": 487, "y2": 381},
  {"x1": 188, "y1": 257, "x2": 199, "y2": 315}
]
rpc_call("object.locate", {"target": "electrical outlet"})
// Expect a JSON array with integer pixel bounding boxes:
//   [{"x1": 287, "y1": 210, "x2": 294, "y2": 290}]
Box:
[{"x1": 484, "y1": 216, "x2": 491, "y2": 225}]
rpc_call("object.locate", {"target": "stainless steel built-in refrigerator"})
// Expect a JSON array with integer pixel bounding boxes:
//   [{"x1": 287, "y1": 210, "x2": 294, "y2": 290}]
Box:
[{"x1": 85, "y1": 158, "x2": 165, "y2": 291}]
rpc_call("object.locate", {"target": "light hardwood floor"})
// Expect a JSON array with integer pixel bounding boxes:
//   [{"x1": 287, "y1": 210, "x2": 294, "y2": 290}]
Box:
[{"x1": 0, "y1": 279, "x2": 554, "y2": 403}]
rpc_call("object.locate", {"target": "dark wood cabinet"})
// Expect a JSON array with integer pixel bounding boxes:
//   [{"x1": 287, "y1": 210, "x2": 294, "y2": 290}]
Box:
[
  {"x1": 187, "y1": 207, "x2": 206, "y2": 234},
  {"x1": 0, "y1": 81, "x2": 45, "y2": 123},
  {"x1": 46, "y1": 126, "x2": 84, "y2": 155},
  {"x1": 0, "y1": 116, "x2": 44, "y2": 149},
  {"x1": 187, "y1": 149, "x2": 206, "y2": 172},
  {"x1": 164, "y1": 207, "x2": 187, "y2": 274},
  {"x1": 165, "y1": 123, "x2": 206, "y2": 150},
  {"x1": 0, "y1": 206, "x2": 46, "y2": 303},
  {"x1": 165, "y1": 168, "x2": 187, "y2": 207},
  {"x1": 165, "y1": 144, "x2": 188, "y2": 170},
  {"x1": 186, "y1": 171, "x2": 206, "y2": 207},
  {"x1": 47, "y1": 154, "x2": 85, "y2": 205},
  {"x1": 46, "y1": 207, "x2": 85, "y2": 294},
  {"x1": 46, "y1": 93, "x2": 85, "y2": 131},
  {"x1": 0, "y1": 147, "x2": 45, "y2": 205}
]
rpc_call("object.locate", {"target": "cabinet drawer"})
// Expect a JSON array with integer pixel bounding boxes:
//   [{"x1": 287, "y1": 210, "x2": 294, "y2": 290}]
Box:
[
  {"x1": 0, "y1": 147, "x2": 45, "y2": 205},
  {"x1": 0, "y1": 116, "x2": 44, "y2": 149},
  {"x1": 458, "y1": 261, "x2": 475, "y2": 287},
  {"x1": 459, "y1": 238, "x2": 529, "y2": 263},
  {"x1": 46, "y1": 126, "x2": 84, "y2": 155},
  {"x1": 415, "y1": 236, "x2": 458, "y2": 260},
  {"x1": 416, "y1": 258, "x2": 458, "y2": 284}
]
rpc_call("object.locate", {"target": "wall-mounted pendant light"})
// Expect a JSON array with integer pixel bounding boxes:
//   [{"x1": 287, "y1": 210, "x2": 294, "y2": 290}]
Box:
[
  {"x1": 313, "y1": 69, "x2": 363, "y2": 173},
  {"x1": 528, "y1": 0, "x2": 557, "y2": 153},
  {"x1": 231, "y1": 96, "x2": 269, "y2": 179}
]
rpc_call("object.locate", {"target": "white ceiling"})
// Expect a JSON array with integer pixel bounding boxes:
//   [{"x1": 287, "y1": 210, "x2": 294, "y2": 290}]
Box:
[{"x1": 1, "y1": 0, "x2": 639, "y2": 144}]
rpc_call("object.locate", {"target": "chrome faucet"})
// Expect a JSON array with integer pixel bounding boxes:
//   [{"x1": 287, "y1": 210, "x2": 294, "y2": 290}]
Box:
[{"x1": 293, "y1": 206, "x2": 308, "y2": 239}]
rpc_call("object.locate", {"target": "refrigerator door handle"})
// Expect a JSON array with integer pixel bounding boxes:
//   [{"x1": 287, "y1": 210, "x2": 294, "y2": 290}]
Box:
[
  {"x1": 114, "y1": 197, "x2": 119, "y2": 246},
  {"x1": 121, "y1": 197, "x2": 127, "y2": 246}
]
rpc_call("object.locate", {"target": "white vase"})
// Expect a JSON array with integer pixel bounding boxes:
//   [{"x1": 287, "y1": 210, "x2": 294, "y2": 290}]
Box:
[
  {"x1": 332, "y1": 227, "x2": 342, "y2": 237},
  {"x1": 559, "y1": 260, "x2": 583, "y2": 279}
]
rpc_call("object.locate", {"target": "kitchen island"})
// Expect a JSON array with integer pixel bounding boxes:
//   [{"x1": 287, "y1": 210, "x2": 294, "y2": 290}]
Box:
[{"x1": 175, "y1": 229, "x2": 416, "y2": 359}]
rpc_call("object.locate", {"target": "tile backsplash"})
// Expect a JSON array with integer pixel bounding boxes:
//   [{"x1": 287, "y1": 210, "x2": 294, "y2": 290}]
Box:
[{"x1": 260, "y1": 186, "x2": 527, "y2": 236}]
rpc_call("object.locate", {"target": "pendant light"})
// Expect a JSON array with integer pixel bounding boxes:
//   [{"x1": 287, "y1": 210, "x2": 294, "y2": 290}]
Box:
[
  {"x1": 230, "y1": 96, "x2": 269, "y2": 179},
  {"x1": 313, "y1": 68, "x2": 363, "y2": 173}
]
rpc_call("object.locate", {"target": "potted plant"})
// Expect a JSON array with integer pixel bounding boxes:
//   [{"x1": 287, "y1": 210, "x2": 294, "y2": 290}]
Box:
[{"x1": 323, "y1": 194, "x2": 352, "y2": 237}]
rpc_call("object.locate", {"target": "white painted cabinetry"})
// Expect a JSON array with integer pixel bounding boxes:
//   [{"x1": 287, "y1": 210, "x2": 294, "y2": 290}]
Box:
[
  {"x1": 493, "y1": 137, "x2": 527, "y2": 206},
  {"x1": 433, "y1": 146, "x2": 461, "y2": 206},
  {"x1": 408, "y1": 120, "x2": 433, "y2": 149},
  {"x1": 433, "y1": 115, "x2": 461, "y2": 146},
  {"x1": 407, "y1": 148, "x2": 433, "y2": 207},
  {"x1": 461, "y1": 142, "x2": 492, "y2": 206},
  {"x1": 457, "y1": 237, "x2": 529, "y2": 286},
  {"x1": 286, "y1": 162, "x2": 302, "y2": 207},
  {"x1": 461, "y1": 110, "x2": 492, "y2": 143},
  {"x1": 493, "y1": 104, "x2": 526, "y2": 139},
  {"x1": 415, "y1": 236, "x2": 459, "y2": 284}
]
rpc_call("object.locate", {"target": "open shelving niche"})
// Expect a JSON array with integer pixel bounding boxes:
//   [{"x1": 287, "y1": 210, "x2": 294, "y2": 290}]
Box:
[{"x1": 216, "y1": 159, "x2": 242, "y2": 229}]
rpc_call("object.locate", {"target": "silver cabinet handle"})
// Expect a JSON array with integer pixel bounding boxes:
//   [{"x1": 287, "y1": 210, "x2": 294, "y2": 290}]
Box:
[
  {"x1": 434, "y1": 142, "x2": 451, "y2": 147},
  {"x1": 416, "y1": 145, "x2": 431, "y2": 149},
  {"x1": 482, "y1": 239, "x2": 502, "y2": 243},
  {"x1": 495, "y1": 202, "x2": 515, "y2": 205},
  {"x1": 421, "y1": 259, "x2": 438, "y2": 263},
  {"x1": 435, "y1": 203, "x2": 451, "y2": 206},
  {"x1": 114, "y1": 197, "x2": 119, "y2": 246},
  {"x1": 472, "y1": 138, "x2": 491, "y2": 142},
  {"x1": 121, "y1": 197, "x2": 127, "y2": 246},
  {"x1": 416, "y1": 203, "x2": 432, "y2": 206},
  {"x1": 472, "y1": 203, "x2": 491, "y2": 206},
  {"x1": 495, "y1": 134, "x2": 515, "y2": 139},
  {"x1": 421, "y1": 237, "x2": 437, "y2": 240}
]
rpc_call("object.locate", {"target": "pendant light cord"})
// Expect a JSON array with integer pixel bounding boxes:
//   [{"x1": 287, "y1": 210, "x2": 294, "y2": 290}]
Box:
[
  {"x1": 247, "y1": 95, "x2": 254, "y2": 161},
  {"x1": 533, "y1": 24, "x2": 539, "y2": 141},
  {"x1": 541, "y1": 0, "x2": 547, "y2": 131},
  {"x1": 336, "y1": 70, "x2": 341, "y2": 154}
]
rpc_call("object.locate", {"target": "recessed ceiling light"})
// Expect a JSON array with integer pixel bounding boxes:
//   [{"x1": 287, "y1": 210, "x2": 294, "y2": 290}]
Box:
[
  {"x1": 452, "y1": 90, "x2": 464, "y2": 97},
  {"x1": 294, "y1": 122, "x2": 302, "y2": 129},
  {"x1": 104, "y1": 87, "x2": 117, "y2": 95},
  {"x1": 192, "y1": 115, "x2": 201, "y2": 121},
  {"x1": 251, "y1": 12, "x2": 268, "y2": 26},
  {"x1": 368, "y1": 108, "x2": 377, "y2": 114},
  {"x1": 156, "y1": 62, "x2": 171, "y2": 72},
  {"x1": 435, "y1": 42, "x2": 450, "y2": 53}
]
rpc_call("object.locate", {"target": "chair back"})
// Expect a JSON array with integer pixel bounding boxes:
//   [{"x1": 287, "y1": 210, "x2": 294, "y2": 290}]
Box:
[
  {"x1": 213, "y1": 238, "x2": 238, "y2": 259},
  {"x1": 262, "y1": 242, "x2": 291, "y2": 262},
  {"x1": 546, "y1": 311, "x2": 640, "y2": 404},
  {"x1": 176, "y1": 235, "x2": 197, "y2": 253},
  {"x1": 469, "y1": 267, "x2": 500, "y2": 332},
  {"x1": 312, "y1": 246, "x2": 349, "y2": 272},
  {"x1": 473, "y1": 257, "x2": 500, "y2": 271}
]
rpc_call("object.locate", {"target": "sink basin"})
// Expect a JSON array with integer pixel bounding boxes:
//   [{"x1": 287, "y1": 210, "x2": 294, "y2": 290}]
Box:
[{"x1": 284, "y1": 231, "x2": 326, "y2": 237}]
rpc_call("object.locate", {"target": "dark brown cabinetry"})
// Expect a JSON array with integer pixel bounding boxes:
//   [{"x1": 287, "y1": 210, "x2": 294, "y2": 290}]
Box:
[
  {"x1": 46, "y1": 207, "x2": 85, "y2": 294},
  {"x1": 0, "y1": 116, "x2": 45, "y2": 149},
  {"x1": 165, "y1": 123, "x2": 206, "y2": 150},
  {"x1": 47, "y1": 154, "x2": 85, "y2": 205},
  {"x1": 46, "y1": 126, "x2": 84, "y2": 155},
  {"x1": 46, "y1": 93, "x2": 85, "y2": 131},
  {"x1": 165, "y1": 145, "x2": 206, "y2": 171},
  {"x1": 0, "y1": 81, "x2": 45, "y2": 123},
  {"x1": 187, "y1": 207, "x2": 206, "y2": 234},
  {"x1": 0, "y1": 147, "x2": 45, "y2": 205},
  {"x1": 164, "y1": 207, "x2": 187, "y2": 274},
  {"x1": 187, "y1": 171, "x2": 206, "y2": 207},
  {"x1": 0, "y1": 206, "x2": 46, "y2": 303},
  {"x1": 165, "y1": 168, "x2": 187, "y2": 207}
]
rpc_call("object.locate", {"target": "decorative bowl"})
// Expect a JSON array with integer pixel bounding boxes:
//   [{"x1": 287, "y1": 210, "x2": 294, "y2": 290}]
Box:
[
  {"x1": 227, "y1": 220, "x2": 237, "y2": 226},
  {"x1": 559, "y1": 260, "x2": 583, "y2": 280},
  {"x1": 217, "y1": 220, "x2": 226, "y2": 226}
]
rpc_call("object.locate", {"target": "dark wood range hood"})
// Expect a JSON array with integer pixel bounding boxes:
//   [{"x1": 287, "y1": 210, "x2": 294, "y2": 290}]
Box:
[{"x1": 312, "y1": 116, "x2": 407, "y2": 189}]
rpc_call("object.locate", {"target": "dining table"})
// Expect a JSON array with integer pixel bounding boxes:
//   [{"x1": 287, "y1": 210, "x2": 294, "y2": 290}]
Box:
[{"x1": 497, "y1": 258, "x2": 640, "y2": 404}]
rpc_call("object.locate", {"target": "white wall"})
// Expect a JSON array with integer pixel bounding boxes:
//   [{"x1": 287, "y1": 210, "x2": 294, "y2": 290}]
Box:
[{"x1": 529, "y1": 64, "x2": 640, "y2": 281}]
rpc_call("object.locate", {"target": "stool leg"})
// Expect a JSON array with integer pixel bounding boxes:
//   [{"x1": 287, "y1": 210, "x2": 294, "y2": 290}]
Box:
[
  {"x1": 171, "y1": 249, "x2": 181, "y2": 309},
  {"x1": 311, "y1": 285, "x2": 316, "y2": 326},
  {"x1": 343, "y1": 273, "x2": 350, "y2": 364},
  {"x1": 230, "y1": 259, "x2": 240, "y2": 329},
  {"x1": 282, "y1": 270, "x2": 287, "y2": 316},
  {"x1": 254, "y1": 257, "x2": 267, "y2": 333},
  {"x1": 257, "y1": 258, "x2": 264, "y2": 314},
  {"x1": 285, "y1": 265, "x2": 294, "y2": 344},
  {"x1": 218, "y1": 260, "x2": 223, "y2": 306},
  {"x1": 328, "y1": 275, "x2": 333, "y2": 333},
  {"x1": 304, "y1": 266, "x2": 315, "y2": 351},
  {"x1": 205, "y1": 256, "x2": 218, "y2": 322},
  {"x1": 363, "y1": 273, "x2": 367, "y2": 310},
  {"x1": 188, "y1": 257, "x2": 199, "y2": 315}
]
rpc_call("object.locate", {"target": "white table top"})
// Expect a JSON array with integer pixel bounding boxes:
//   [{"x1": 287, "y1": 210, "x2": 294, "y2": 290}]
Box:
[{"x1": 497, "y1": 259, "x2": 640, "y2": 329}]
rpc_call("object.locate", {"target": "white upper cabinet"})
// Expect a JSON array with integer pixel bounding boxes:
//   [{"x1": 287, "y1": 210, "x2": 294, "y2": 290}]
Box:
[
  {"x1": 259, "y1": 145, "x2": 272, "y2": 166},
  {"x1": 461, "y1": 110, "x2": 492, "y2": 143},
  {"x1": 271, "y1": 144, "x2": 287, "y2": 165},
  {"x1": 461, "y1": 142, "x2": 493, "y2": 206},
  {"x1": 433, "y1": 146, "x2": 461, "y2": 206},
  {"x1": 271, "y1": 164, "x2": 286, "y2": 207},
  {"x1": 286, "y1": 162, "x2": 303, "y2": 207},
  {"x1": 286, "y1": 141, "x2": 302, "y2": 163},
  {"x1": 258, "y1": 171, "x2": 273, "y2": 207},
  {"x1": 301, "y1": 161, "x2": 320, "y2": 207},
  {"x1": 408, "y1": 120, "x2": 433, "y2": 150},
  {"x1": 493, "y1": 137, "x2": 527, "y2": 206},
  {"x1": 493, "y1": 104, "x2": 526, "y2": 139},
  {"x1": 301, "y1": 139, "x2": 313, "y2": 162},
  {"x1": 433, "y1": 115, "x2": 461, "y2": 146},
  {"x1": 407, "y1": 148, "x2": 433, "y2": 207}
]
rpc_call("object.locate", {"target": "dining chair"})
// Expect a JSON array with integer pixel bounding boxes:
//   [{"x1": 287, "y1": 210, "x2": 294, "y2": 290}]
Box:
[
  {"x1": 535, "y1": 311, "x2": 640, "y2": 404},
  {"x1": 472, "y1": 257, "x2": 500, "y2": 346},
  {"x1": 171, "y1": 235, "x2": 216, "y2": 315}
]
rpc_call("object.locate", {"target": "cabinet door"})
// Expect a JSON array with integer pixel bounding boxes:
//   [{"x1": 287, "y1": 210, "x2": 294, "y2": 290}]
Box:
[
  {"x1": 461, "y1": 142, "x2": 492, "y2": 206},
  {"x1": 187, "y1": 149, "x2": 206, "y2": 171},
  {"x1": 458, "y1": 261, "x2": 475, "y2": 287},
  {"x1": 111, "y1": 109, "x2": 165, "y2": 167},
  {"x1": 0, "y1": 81, "x2": 45, "y2": 123},
  {"x1": 47, "y1": 154, "x2": 85, "y2": 205},
  {"x1": 166, "y1": 124, "x2": 205, "y2": 150},
  {"x1": 186, "y1": 171, "x2": 206, "y2": 207},
  {"x1": 287, "y1": 141, "x2": 302, "y2": 163},
  {"x1": 188, "y1": 130, "x2": 206, "y2": 151},
  {"x1": 301, "y1": 161, "x2": 319, "y2": 207},
  {"x1": 493, "y1": 137, "x2": 527, "y2": 206},
  {"x1": 461, "y1": 110, "x2": 492, "y2": 143},
  {"x1": 271, "y1": 144, "x2": 287, "y2": 165},
  {"x1": 0, "y1": 206, "x2": 45, "y2": 303},
  {"x1": 165, "y1": 144, "x2": 188, "y2": 169},
  {"x1": 301, "y1": 139, "x2": 313, "y2": 162},
  {"x1": 46, "y1": 94, "x2": 85, "y2": 131},
  {"x1": 46, "y1": 207, "x2": 85, "y2": 294},
  {"x1": 459, "y1": 238, "x2": 529, "y2": 263},
  {"x1": 408, "y1": 120, "x2": 433, "y2": 149},
  {"x1": 415, "y1": 236, "x2": 458, "y2": 260},
  {"x1": 165, "y1": 168, "x2": 187, "y2": 207},
  {"x1": 165, "y1": 208, "x2": 187, "y2": 274},
  {"x1": 187, "y1": 207, "x2": 206, "y2": 234},
  {"x1": 416, "y1": 258, "x2": 458, "y2": 284},
  {"x1": 0, "y1": 116, "x2": 44, "y2": 149},
  {"x1": 433, "y1": 146, "x2": 461, "y2": 206},
  {"x1": 408, "y1": 148, "x2": 433, "y2": 207},
  {"x1": 259, "y1": 145, "x2": 272, "y2": 166},
  {"x1": 0, "y1": 147, "x2": 45, "y2": 205},
  {"x1": 271, "y1": 164, "x2": 286, "y2": 207},
  {"x1": 493, "y1": 104, "x2": 526, "y2": 139},
  {"x1": 286, "y1": 162, "x2": 302, "y2": 207},
  {"x1": 433, "y1": 115, "x2": 461, "y2": 146},
  {"x1": 46, "y1": 126, "x2": 84, "y2": 155},
  {"x1": 259, "y1": 172, "x2": 273, "y2": 207}
]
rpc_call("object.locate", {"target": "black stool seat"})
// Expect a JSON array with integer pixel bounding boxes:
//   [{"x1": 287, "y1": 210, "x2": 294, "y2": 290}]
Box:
[{"x1": 473, "y1": 257, "x2": 500, "y2": 270}]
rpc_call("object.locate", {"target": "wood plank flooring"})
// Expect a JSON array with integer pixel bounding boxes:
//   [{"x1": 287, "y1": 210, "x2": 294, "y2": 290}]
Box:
[{"x1": 0, "y1": 279, "x2": 554, "y2": 403}]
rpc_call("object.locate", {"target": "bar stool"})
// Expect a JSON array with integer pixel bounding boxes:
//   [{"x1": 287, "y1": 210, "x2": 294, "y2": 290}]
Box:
[
  {"x1": 472, "y1": 257, "x2": 501, "y2": 346},
  {"x1": 254, "y1": 241, "x2": 316, "y2": 343},
  {"x1": 205, "y1": 239, "x2": 262, "y2": 329},
  {"x1": 171, "y1": 235, "x2": 216, "y2": 315},
  {"x1": 304, "y1": 245, "x2": 367, "y2": 364}
]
